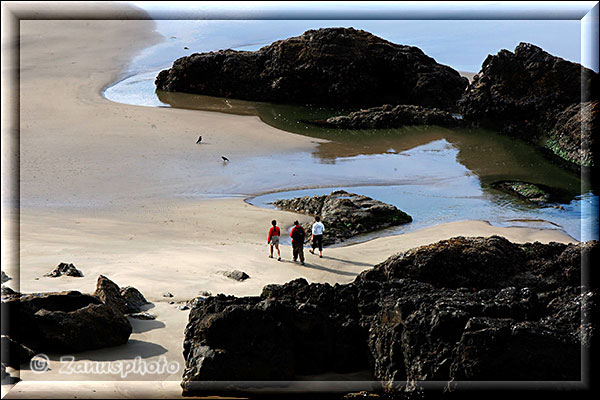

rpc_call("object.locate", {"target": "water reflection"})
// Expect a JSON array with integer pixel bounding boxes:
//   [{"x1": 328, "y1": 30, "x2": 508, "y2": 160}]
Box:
[{"x1": 156, "y1": 89, "x2": 583, "y2": 202}]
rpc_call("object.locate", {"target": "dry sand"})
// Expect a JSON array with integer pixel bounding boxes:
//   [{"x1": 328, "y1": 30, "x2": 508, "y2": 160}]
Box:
[{"x1": 2, "y1": 5, "x2": 577, "y2": 399}]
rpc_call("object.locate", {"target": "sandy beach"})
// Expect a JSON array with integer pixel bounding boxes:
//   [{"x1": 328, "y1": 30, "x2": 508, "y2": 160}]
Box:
[{"x1": 2, "y1": 6, "x2": 579, "y2": 399}]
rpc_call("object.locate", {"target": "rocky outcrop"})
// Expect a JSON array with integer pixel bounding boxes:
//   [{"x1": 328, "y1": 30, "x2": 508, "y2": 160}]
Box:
[
  {"x1": 273, "y1": 190, "x2": 412, "y2": 245},
  {"x1": 181, "y1": 236, "x2": 595, "y2": 396},
  {"x1": 490, "y1": 181, "x2": 551, "y2": 203},
  {"x1": 1, "y1": 290, "x2": 132, "y2": 353},
  {"x1": 458, "y1": 42, "x2": 599, "y2": 168},
  {"x1": 308, "y1": 104, "x2": 463, "y2": 130},
  {"x1": 44, "y1": 262, "x2": 84, "y2": 278},
  {"x1": 156, "y1": 28, "x2": 468, "y2": 110}
]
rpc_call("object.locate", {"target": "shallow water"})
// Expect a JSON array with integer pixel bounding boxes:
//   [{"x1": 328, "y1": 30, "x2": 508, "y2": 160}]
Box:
[{"x1": 103, "y1": 20, "x2": 598, "y2": 242}]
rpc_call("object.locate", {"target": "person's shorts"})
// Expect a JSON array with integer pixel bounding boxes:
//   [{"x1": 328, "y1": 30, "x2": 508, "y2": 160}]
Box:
[{"x1": 270, "y1": 236, "x2": 280, "y2": 245}]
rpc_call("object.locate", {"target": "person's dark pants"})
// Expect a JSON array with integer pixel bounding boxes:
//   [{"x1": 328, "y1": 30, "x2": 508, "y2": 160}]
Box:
[
  {"x1": 292, "y1": 242, "x2": 305, "y2": 263},
  {"x1": 312, "y1": 234, "x2": 323, "y2": 252}
]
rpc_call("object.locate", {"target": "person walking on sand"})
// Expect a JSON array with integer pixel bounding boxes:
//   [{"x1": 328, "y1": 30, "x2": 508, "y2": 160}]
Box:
[
  {"x1": 309, "y1": 216, "x2": 325, "y2": 258},
  {"x1": 267, "y1": 220, "x2": 281, "y2": 261},
  {"x1": 290, "y1": 220, "x2": 306, "y2": 265}
]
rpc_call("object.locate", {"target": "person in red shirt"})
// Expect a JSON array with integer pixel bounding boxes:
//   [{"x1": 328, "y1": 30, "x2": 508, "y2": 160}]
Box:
[
  {"x1": 267, "y1": 220, "x2": 281, "y2": 261},
  {"x1": 290, "y1": 220, "x2": 306, "y2": 265}
]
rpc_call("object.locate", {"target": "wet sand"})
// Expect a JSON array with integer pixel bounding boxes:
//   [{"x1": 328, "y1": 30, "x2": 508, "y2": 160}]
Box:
[{"x1": 2, "y1": 5, "x2": 577, "y2": 399}]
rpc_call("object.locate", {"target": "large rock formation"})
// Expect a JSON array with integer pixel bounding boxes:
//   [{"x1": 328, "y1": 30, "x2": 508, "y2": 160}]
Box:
[
  {"x1": 273, "y1": 190, "x2": 412, "y2": 245},
  {"x1": 181, "y1": 236, "x2": 595, "y2": 397},
  {"x1": 0, "y1": 276, "x2": 148, "y2": 360},
  {"x1": 308, "y1": 104, "x2": 463, "y2": 130},
  {"x1": 155, "y1": 27, "x2": 468, "y2": 110},
  {"x1": 458, "y1": 42, "x2": 599, "y2": 168},
  {"x1": 1, "y1": 290, "x2": 132, "y2": 353}
]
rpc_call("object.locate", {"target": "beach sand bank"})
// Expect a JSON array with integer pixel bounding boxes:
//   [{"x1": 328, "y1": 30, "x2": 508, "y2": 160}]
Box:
[{"x1": 2, "y1": 7, "x2": 577, "y2": 398}]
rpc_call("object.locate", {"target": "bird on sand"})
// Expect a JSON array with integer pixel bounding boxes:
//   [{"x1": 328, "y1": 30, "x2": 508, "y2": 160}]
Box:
[
  {"x1": 221, "y1": 156, "x2": 230, "y2": 162},
  {"x1": 196, "y1": 135, "x2": 202, "y2": 144}
]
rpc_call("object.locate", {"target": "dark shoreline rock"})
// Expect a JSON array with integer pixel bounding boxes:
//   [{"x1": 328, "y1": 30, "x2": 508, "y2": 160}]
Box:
[
  {"x1": 273, "y1": 190, "x2": 412, "y2": 246},
  {"x1": 156, "y1": 27, "x2": 468, "y2": 110},
  {"x1": 1, "y1": 290, "x2": 132, "y2": 353},
  {"x1": 458, "y1": 42, "x2": 599, "y2": 169},
  {"x1": 181, "y1": 237, "x2": 595, "y2": 397},
  {"x1": 308, "y1": 104, "x2": 463, "y2": 130},
  {"x1": 44, "y1": 262, "x2": 84, "y2": 278},
  {"x1": 0, "y1": 276, "x2": 150, "y2": 359}
]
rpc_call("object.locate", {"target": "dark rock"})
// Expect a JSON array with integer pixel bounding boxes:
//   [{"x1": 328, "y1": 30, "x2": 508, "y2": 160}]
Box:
[
  {"x1": 44, "y1": 262, "x2": 84, "y2": 278},
  {"x1": 156, "y1": 27, "x2": 468, "y2": 110},
  {"x1": 273, "y1": 190, "x2": 412, "y2": 245},
  {"x1": 0, "y1": 336, "x2": 36, "y2": 368},
  {"x1": 222, "y1": 270, "x2": 250, "y2": 281},
  {"x1": 181, "y1": 237, "x2": 595, "y2": 397},
  {"x1": 545, "y1": 101, "x2": 598, "y2": 168},
  {"x1": 1, "y1": 271, "x2": 11, "y2": 283},
  {"x1": 309, "y1": 104, "x2": 463, "y2": 130},
  {"x1": 178, "y1": 305, "x2": 190, "y2": 311},
  {"x1": 1, "y1": 290, "x2": 132, "y2": 353},
  {"x1": 163, "y1": 292, "x2": 174, "y2": 298},
  {"x1": 128, "y1": 312, "x2": 156, "y2": 320},
  {"x1": 93, "y1": 275, "x2": 128, "y2": 314},
  {"x1": 120, "y1": 286, "x2": 149, "y2": 313},
  {"x1": 1, "y1": 286, "x2": 18, "y2": 299},
  {"x1": 458, "y1": 42, "x2": 599, "y2": 168}
]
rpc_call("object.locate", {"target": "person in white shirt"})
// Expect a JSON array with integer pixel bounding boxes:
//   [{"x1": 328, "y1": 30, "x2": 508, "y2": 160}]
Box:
[{"x1": 309, "y1": 216, "x2": 325, "y2": 258}]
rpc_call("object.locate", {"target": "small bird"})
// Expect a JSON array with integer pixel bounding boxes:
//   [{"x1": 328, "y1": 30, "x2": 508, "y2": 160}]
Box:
[
  {"x1": 196, "y1": 135, "x2": 202, "y2": 144},
  {"x1": 221, "y1": 156, "x2": 230, "y2": 162}
]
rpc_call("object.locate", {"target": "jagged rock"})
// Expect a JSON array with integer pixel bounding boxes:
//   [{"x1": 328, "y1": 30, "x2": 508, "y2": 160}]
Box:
[
  {"x1": 222, "y1": 270, "x2": 250, "y2": 281},
  {"x1": 93, "y1": 275, "x2": 128, "y2": 314},
  {"x1": 458, "y1": 42, "x2": 599, "y2": 168},
  {"x1": 128, "y1": 312, "x2": 156, "y2": 320},
  {"x1": 0, "y1": 336, "x2": 36, "y2": 368},
  {"x1": 309, "y1": 104, "x2": 463, "y2": 130},
  {"x1": 156, "y1": 28, "x2": 468, "y2": 110},
  {"x1": 1, "y1": 290, "x2": 132, "y2": 353},
  {"x1": 120, "y1": 286, "x2": 149, "y2": 313},
  {"x1": 1, "y1": 271, "x2": 11, "y2": 283},
  {"x1": 273, "y1": 190, "x2": 412, "y2": 245},
  {"x1": 44, "y1": 262, "x2": 84, "y2": 278},
  {"x1": 181, "y1": 237, "x2": 595, "y2": 397}
]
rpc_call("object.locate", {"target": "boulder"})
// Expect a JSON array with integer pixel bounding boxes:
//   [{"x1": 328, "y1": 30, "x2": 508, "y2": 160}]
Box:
[
  {"x1": 181, "y1": 237, "x2": 595, "y2": 397},
  {"x1": 120, "y1": 286, "x2": 149, "y2": 313},
  {"x1": 93, "y1": 275, "x2": 128, "y2": 314},
  {"x1": 44, "y1": 262, "x2": 84, "y2": 278},
  {"x1": 458, "y1": 42, "x2": 599, "y2": 168},
  {"x1": 222, "y1": 270, "x2": 250, "y2": 281},
  {"x1": 1, "y1": 290, "x2": 132, "y2": 353},
  {"x1": 273, "y1": 190, "x2": 412, "y2": 245},
  {"x1": 308, "y1": 104, "x2": 463, "y2": 130},
  {"x1": 1, "y1": 271, "x2": 11, "y2": 283},
  {"x1": 156, "y1": 27, "x2": 468, "y2": 110}
]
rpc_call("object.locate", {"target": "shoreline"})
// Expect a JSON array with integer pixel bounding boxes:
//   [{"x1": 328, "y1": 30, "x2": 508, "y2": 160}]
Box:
[{"x1": 3, "y1": 8, "x2": 581, "y2": 399}]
